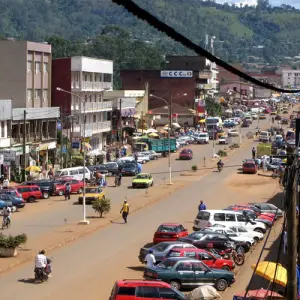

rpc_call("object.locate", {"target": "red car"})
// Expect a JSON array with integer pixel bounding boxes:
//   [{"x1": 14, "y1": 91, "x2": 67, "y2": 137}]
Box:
[
  {"x1": 110, "y1": 279, "x2": 185, "y2": 300},
  {"x1": 164, "y1": 248, "x2": 235, "y2": 271},
  {"x1": 242, "y1": 159, "x2": 257, "y2": 174},
  {"x1": 179, "y1": 149, "x2": 193, "y2": 160},
  {"x1": 153, "y1": 223, "x2": 188, "y2": 244},
  {"x1": 53, "y1": 179, "x2": 84, "y2": 196},
  {"x1": 16, "y1": 185, "x2": 43, "y2": 202},
  {"x1": 228, "y1": 205, "x2": 275, "y2": 221}
]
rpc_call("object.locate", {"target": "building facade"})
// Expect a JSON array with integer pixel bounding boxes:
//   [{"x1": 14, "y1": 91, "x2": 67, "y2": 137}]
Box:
[
  {"x1": 0, "y1": 40, "x2": 51, "y2": 108},
  {"x1": 52, "y1": 56, "x2": 113, "y2": 151},
  {"x1": 281, "y1": 69, "x2": 300, "y2": 88}
]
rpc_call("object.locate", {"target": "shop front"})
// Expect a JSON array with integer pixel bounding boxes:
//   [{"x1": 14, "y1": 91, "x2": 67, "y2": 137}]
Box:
[{"x1": 30, "y1": 142, "x2": 57, "y2": 169}]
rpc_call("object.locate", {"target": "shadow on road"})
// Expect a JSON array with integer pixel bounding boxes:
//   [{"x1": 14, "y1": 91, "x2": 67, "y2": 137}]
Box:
[
  {"x1": 127, "y1": 266, "x2": 144, "y2": 272},
  {"x1": 110, "y1": 221, "x2": 125, "y2": 225},
  {"x1": 18, "y1": 278, "x2": 35, "y2": 284},
  {"x1": 267, "y1": 191, "x2": 284, "y2": 209}
]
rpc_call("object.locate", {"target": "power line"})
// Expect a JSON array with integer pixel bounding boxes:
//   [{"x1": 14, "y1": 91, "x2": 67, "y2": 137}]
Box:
[{"x1": 112, "y1": 0, "x2": 300, "y2": 94}]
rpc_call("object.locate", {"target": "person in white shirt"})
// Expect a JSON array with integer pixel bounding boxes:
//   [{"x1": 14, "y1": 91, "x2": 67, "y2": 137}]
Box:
[
  {"x1": 35, "y1": 250, "x2": 47, "y2": 269},
  {"x1": 2, "y1": 206, "x2": 11, "y2": 226},
  {"x1": 2, "y1": 176, "x2": 9, "y2": 189},
  {"x1": 145, "y1": 249, "x2": 156, "y2": 268}
]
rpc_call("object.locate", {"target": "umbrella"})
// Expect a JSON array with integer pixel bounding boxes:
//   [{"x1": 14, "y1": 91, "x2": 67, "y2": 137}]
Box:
[
  {"x1": 234, "y1": 288, "x2": 283, "y2": 299},
  {"x1": 145, "y1": 128, "x2": 158, "y2": 134},
  {"x1": 251, "y1": 261, "x2": 287, "y2": 287},
  {"x1": 198, "y1": 119, "x2": 206, "y2": 123},
  {"x1": 186, "y1": 286, "x2": 220, "y2": 300},
  {"x1": 25, "y1": 165, "x2": 41, "y2": 172}
]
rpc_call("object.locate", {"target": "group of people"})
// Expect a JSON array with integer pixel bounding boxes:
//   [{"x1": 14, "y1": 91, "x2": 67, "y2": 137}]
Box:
[{"x1": 106, "y1": 146, "x2": 127, "y2": 162}]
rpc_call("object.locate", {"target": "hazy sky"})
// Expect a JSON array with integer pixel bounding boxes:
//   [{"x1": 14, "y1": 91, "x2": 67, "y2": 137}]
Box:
[{"x1": 216, "y1": 0, "x2": 300, "y2": 8}]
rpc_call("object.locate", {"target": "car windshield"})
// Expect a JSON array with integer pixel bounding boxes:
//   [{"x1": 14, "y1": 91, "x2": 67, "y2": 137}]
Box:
[
  {"x1": 189, "y1": 232, "x2": 204, "y2": 239},
  {"x1": 123, "y1": 164, "x2": 135, "y2": 168},
  {"x1": 157, "y1": 259, "x2": 177, "y2": 270},
  {"x1": 244, "y1": 163, "x2": 255, "y2": 168},
  {"x1": 85, "y1": 188, "x2": 100, "y2": 193},
  {"x1": 151, "y1": 243, "x2": 170, "y2": 252},
  {"x1": 136, "y1": 174, "x2": 149, "y2": 179},
  {"x1": 158, "y1": 225, "x2": 177, "y2": 232},
  {"x1": 54, "y1": 181, "x2": 67, "y2": 185}
]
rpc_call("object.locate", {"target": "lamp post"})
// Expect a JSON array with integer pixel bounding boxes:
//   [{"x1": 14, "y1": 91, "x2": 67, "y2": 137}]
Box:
[
  {"x1": 150, "y1": 93, "x2": 187, "y2": 185},
  {"x1": 56, "y1": 87, "x2": 90, "y2": 225}
]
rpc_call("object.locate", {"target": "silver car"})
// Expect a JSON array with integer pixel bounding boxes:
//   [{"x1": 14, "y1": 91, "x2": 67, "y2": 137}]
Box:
[
  {"x1": 138, "y1": 241, "x2": 196, "y2": 264},
  {"x1": 250, "y1": 203, "x2": 283, "y2": 218}
]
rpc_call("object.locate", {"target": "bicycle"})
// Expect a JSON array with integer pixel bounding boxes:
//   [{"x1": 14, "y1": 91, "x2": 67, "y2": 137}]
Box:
[{"x1": 2, "y1": 216, "x2": 11, "y2": 230}]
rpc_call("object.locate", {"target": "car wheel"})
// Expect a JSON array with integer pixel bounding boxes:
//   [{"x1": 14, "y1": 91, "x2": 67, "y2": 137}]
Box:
[
  {"x1": 254, "y1": 228, "x2": 264, "y2": 234},
  {"x1": 253, "y1": 237, "x2": 260, "y2": 243},
  {"x1": 169, "y1": 280, "x2": 181, "y2": 290},
  {"x1": 28, "y1": 196, "x2": 36, "y2": 203},
  {"x1": 42, "y1": 191, "x2": 49, "y2": 199},
  {"x1": 221, "y1": 266, "x2": 231, "y2": 271},
  {"x1": 58, "y1": 190, "x2": 64, "y2": 196},
  {"x1": 216, "y1": 279, "x2": 228, "y2": 291},
  {"x1": 78, "y1": 188, "x2": 83, "y2": 194}
]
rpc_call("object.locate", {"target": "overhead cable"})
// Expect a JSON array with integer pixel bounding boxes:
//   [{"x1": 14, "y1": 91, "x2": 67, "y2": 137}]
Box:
[{"x1": 112, "y1": 0, "x2": 300, "y2": 94}]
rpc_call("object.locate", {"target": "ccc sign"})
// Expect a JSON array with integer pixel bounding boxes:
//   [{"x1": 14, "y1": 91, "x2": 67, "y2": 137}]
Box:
[{"x1": 160, "y1": 70, "x2": 193, "y2": 78}]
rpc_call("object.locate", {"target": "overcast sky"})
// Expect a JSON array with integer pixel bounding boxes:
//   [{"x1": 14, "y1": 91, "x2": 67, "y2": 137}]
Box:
[{"x1": 215, "y1": 0, "x2": 300, "y2": 8}]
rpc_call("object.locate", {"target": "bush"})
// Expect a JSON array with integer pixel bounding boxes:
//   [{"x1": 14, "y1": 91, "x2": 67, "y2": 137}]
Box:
[
  {"x1": 92, "y1": 197, "x2": 111, "y2": 218},
  {"x1": 0, "y1": 233, "x2": 27, "y2": 248},
  {"x1": 229, "y1": 143, "x2": 240, "y2": 150},
  {"x1": 217, "y1": 150, "x2": 227, "y2": 157},
  {"x1": 72, "y1": 155, "x2": 84, "y2": 166},
  {"x1": 191, "y1": 165, "x2": 198, "y2": 172}
]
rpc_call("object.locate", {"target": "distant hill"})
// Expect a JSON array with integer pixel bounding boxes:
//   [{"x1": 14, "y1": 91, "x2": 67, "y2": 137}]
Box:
[{"x1": 1, "y1": 0, "x2": 300, "y2": 63}]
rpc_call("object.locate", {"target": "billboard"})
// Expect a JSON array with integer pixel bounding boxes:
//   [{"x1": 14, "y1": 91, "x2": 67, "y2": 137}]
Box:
[{"x1": 160, "y1": 70, "x2": 193, "y2": 78}]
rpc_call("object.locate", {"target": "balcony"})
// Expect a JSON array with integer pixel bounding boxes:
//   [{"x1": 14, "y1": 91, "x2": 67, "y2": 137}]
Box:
[
  {"x1": 73, "y1": 121, "x2": 111, "y2": 136},
  {"x1": 112, "y1": 97, "x2": 136, "y2": 109},
  {"x1": 72, "y1": 100, "x2": 113, "y2": 113},
  {"x1": 0, "y1": 138, "x2": 11, "y2": 148},
  {"x1": 72, "y1": 81, "x2": 113, "y2": 91}
]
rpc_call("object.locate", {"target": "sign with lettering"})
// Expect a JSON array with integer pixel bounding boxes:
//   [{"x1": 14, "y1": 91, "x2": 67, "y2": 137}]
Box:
[{"x1": 160, "y1": 70, "x2": 193, "y2": 78}]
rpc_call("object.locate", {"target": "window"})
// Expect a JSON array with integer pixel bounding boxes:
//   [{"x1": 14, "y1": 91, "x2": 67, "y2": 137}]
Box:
[
  {"x1": 168, "y1": 251, "x2": 181, "y2": 257},
  {"x1": 176, "y1": 262, "x2": 193, "y2": 271},
  {"x1": 142, "y1": 287, "x2": 159, "y2": 298},
  {"x1": 103, "y1": 73, "x2": 112, "y2": 82},
  {"x1": 197, "y1": 211, "x2": 210, "y2": 220},
  {"x1": 192, "y1": 262, "x2": 206, "y2": 272},
  {"x1": 27, "y1": 89, "x2": 33, "y2": 101},
  {"x1": 185, "y1": 251, "x2": 197, "y2": 258},
  {"x1": 158, "y1": 287, "x2": 184, "y2": 299},
  {"x1": 117, "y1": 287, "x2": 135, "y2": 296},
  {"x1": 60, "y1": 171, "x2": 68, "y2": 176},
  {"x1": 71, "y1": 180, "x2": 78, "y2": 184},
  {"x1": 43, "y1": 89, "x2": 48, "y2": 100},
  {"x1": 35, "y1": 89, "x2": 42, "y2": 99},
  {"x1": 43, "y1": 62, "x2": 48, "y2": 74},
  {"x1": 84, "y1": 74, "x2": 88, "y2": 81},
  {"x1": 1, "y1": 121, "x2": 5, "y2": 137},
  {"x1": 93, "y1": 115, "x2": 97, "y2": 123},
  {"x1": 27, "y1": 61, "x2": 32, "y2": 73},
  {"x1": 32, "y1": 187, "x2": 40, "y2": 192},
  {"x1": 200, "y1": 252, "x2": 213, "y2": 260},
  {"x1": 214, "y1": 213, "x2": 225, "y2": 222},
  {"x1": 237, "y1": 215, "x2": 246, "y2": 222},
  {"x1": 70, "y1": 170, "x2": 78, "y2": 175},
  {"x1": 35, "y1": 62, "x2": 41, "y2": 74},
  {"x1": 225, "y1": 214, "x2": 236, "y2": 222}
]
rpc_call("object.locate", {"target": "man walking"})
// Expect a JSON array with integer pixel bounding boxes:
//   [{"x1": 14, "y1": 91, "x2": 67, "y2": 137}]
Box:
[
  {"x1": 120, "y1": 200, "x2": 129, "y2": 223},
  {"x1": 145, "y1": 249, "x2": 156, "y2": 268},
  {"x1": 198, "y1": 200, "x2": 206, "y2": 211},
  {"x1": 252, "y1": 147, "x2": 256, "y2": 159}
]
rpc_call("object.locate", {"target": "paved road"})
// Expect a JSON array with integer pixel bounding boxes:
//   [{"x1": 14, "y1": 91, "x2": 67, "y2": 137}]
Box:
[
  {"x1": 0, "y1": 125, "x2": 278, "y2": 300},
  {"x1": 5, "y1": 126, "x2": 250, "y2": 239}
]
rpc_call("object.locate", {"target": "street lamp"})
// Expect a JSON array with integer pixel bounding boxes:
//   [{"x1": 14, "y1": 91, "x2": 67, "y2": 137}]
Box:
[
  {"x1": 150, "y1": 93, "x2": 187, "y2": 185},
  {"x1": 56, "y1": 87, "x2": 90, "y2": 225}
]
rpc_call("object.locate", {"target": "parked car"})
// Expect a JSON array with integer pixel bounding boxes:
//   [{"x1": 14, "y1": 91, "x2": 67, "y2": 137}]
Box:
[
  {"x1": 121, "y1": 163, "x2": 139, "y2": 176},
  {"x1": 144, "y1": 257, "x2": 235, "y2": 291},
  {"x1": 226, "y1": 205, "x2": 275, "y2": 221},
  {"x1": 249, "y1": 202, "x2": 283, "y2": 218},
  {"x1": 228, "y1": 129, "x2": 239, "y2": 137},
  {"x1": 52, "y1": 179, "x2": 84, "y2": 196},
  {"x1": 109, "y1": 279, "x2": 186, "y2": 300},
  {"x1": 132, "y1": 173, "x2": 153, "y2": 188},
  {"x1": 55, "y1": 166, "x2": 92, "y2": 182},
  {"x1": 164, "y1": 247, "x2": 235, "y2": 271},
  {"x1": 242, "y1": 159, "x2": 257, "y2": 174},
  {"x1": 104, "y1": 162, "x2": 120, "y2": 175},
  {"x1": 88, "y1": 165, "x2": 109, "y2": 175},
  {"x1": 153, "y1": 223, "x2": 188, "y2": 244},
  {"x1": 218, "y1": 136, "x2": 228, "y2": 145},
  {"x1": 140, "y1": 151, "x2": 158, "y2": 160},
  {"x1": 21, "y1": 180, "x2": 54, "y2": 199},
  {"x1": 15, "y1": 185, "x2": 42, "y2": 203},
  {"x1": 194, "y1": 133, "x2": 209, "y2": 144},
  {"x1": 259, "y1": 114, "x2": 267, "y2": 120},
  {"x1": 0, "y1": 194, "x2": 25, "y2": 208},
  {"x1": 0, "y1": 199, "x2": 13, "y2": 209},
  {"x1": 179, "y1": 149, "x2": 193, "y2": 160},
  {"x1": 0, "y1": 188, "x2": 22, "y2": 198},
  {"x1": 78, "y1": 186, "x2": 105, "y2": 205},
  {"x1": 138, "y1": 241, "x2": 196, "y2": 264},
  {"x1": 223, "y1": 121, "x2": 235, "y2": 128},
  {"x1": 136, "y1": 153, "x2": 150, "y2": 164}
]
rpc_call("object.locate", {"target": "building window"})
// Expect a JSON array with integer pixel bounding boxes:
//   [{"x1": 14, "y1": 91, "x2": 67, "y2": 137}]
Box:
[
  {"x1": 27, "y1": 61, "x2": 32, "y2": 73},
  {"x1": 27, "y1": 89, "x2": 33, "y2": 101},
  {"x1": 103, "y1": 73, "x2": 112, "y2": 82},
  {"x1": 35, "y1": 89, "x2": 42, "y2": 99},
  {"x1": 84, "y1": 74, "x2": 88, "y2": 81},
  {"x1": 43, "y1": 62, "x2": 48, "y2": 74},
  {"x1": 35, "y1": 62, "x2": 41, "y2": 74},
  {"x1": 1, "y1": 121, "x2": 5, "y2": 138},
  {"x1": 43, "y1": 89, "x2": 48, "y2": 101}
]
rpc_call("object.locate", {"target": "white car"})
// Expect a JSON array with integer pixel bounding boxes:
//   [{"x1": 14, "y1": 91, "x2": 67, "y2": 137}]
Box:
[
  {"x1": 200, "y1": 227, "x2": 255, "y2": 246},
  {"x1": 251, "y1": 113, "x2": 258, "y2": 120},
  {"x1": 218, "y1": 136, "x2": 228, "y2": 145},
  {"x1": 136, "y1": 153, "x2": 150, "y2": 163},
  {"x1": 228, "y1": 129, "x2": 239, "y2": 137}
]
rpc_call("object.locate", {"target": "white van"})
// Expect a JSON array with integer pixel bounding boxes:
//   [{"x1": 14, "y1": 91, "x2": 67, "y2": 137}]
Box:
[
  {"x1": 259, "y1": 131, "x2": 270, "y2": 143},
  {"x1": 193, "y1": 210, "x2": 266, "y2": 234},
  {"x1": 55, "y1": 166, "x2": 92, "y2": 181},
  {"x1": 195, "y1": 132, "x2": 209, "y2": 144}
]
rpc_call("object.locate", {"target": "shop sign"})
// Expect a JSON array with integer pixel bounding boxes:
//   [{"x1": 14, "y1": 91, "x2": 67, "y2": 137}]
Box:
[
  {"x1": 0, "y1": 154, "x2": 4, "y2": 164},
  {"x1": 160, "y1": 70, "x2": 193, "y2": 78},
  {"x1": 11, "y1": 146, "x2": 29, "y2": 156},
  {"x1": 72, "y1": 142, "x2": 80, "y2": 149},
  {"x1": 0, "y1": 150, "x2": 16, "y2": 161}
]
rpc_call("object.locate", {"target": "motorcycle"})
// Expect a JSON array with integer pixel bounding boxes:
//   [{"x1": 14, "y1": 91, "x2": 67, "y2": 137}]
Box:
[
  {"x1": 208, "y1": 247, "x2": 245, "y2": 266},
  {"x1": 34, "y1": 258, "x2": 52, "y2": 284},
  {"x1": 115, "y1": 176, "x2": 121, "y2": 187},
  {"x1": 217, "y1": 163, "x2": 223, "y2": 172}
]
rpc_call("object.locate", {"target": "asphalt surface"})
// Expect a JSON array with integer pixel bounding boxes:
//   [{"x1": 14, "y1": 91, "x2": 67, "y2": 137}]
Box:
[{"x1": 0, "y1": 118, "x2": 277, "y2": 300}]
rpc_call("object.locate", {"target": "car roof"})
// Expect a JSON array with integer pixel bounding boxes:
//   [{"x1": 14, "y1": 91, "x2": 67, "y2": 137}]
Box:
[
  {"x1": 171, "y1": 248, "x2": 206, "y2": 252},
  {"x1": 116, "y1": 279, "x2": 170, "y2": 288},
  {"x1": 159, "y1": 223, "x2": 181, "y2": 226},
  {"x1": 165, "y1": 257, "x2": 199, "y2": 262},
  {"x1": 17, "y1": 185, "x2": 39, "y2": 188}
]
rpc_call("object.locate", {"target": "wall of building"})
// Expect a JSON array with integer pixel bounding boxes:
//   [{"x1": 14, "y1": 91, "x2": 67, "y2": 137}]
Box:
[
  {"x1": 51, "y1": 58, "x2": 72, "y2": 114},
  {"x1": 71, "y1": 56, "x2": 113, "y2": 74},
  {"x1": 166, "y1": 56, "x2": 206, "y2": 71},
  {"x1": 120, "y1": 70, "x2": 196, "y2": 109},
  {"x1": 0, "y1": 41, "x2": 27, "y2": 108}
]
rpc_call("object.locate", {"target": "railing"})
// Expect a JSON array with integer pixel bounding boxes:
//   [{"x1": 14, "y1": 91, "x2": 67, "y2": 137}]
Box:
[
  {"x1": 72, "y1": 81, "x2": 113, "y2": 91},
  {"x1": 84, "y1": 100, "x2": 113, "y2": 112}
]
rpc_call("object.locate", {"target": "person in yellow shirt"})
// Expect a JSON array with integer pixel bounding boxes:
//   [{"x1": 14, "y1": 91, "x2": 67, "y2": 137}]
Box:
[{"x1": 120, "y1": 200, "x2": 129, "y2": 223}]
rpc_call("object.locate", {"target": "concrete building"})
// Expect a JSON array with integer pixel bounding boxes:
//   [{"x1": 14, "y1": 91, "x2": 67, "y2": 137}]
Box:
[
  {"x1": 0, "y1": 40, "x2": 51, "y2": 108},
  {"x1": 52, "y1": 56, "x2": 113, "y2": 151},
  {"x1": 281, "y1": 69, "x2": 300, "y2": 88}
]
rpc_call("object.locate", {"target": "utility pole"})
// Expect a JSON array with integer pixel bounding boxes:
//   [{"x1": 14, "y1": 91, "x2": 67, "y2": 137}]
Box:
[
  {"x1": 22, "y1": 110, "x2": 27, "y2": 181},
  {"x1": 286, "y1": 164, "x2": 298, "y2": 300},
  {"x1": 119, "y1": 98, "x2": 122, "y2": 144},
  {"x1": 70, "y1": 115, "x2": 74, "y2": 167},
  {"x1": 141, "y1": 111, "x2": 144, "y2": 135},
  {"x1": 60, "y1": 110, "x2": 64, "y2": 168}
]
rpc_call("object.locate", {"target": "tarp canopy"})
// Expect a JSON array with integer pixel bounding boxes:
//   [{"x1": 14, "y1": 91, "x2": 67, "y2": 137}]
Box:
[
  {"x1": 186, "y1": 286, "x2": 220, "y2": 300},
  {"x1": 233, "y1": 288, "x2": 284, "y2": 299}
]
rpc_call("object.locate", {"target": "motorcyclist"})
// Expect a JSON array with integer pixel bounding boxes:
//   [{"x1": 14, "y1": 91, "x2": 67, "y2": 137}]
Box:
[
  {"x1": 2, "y1": 206, "x2": 11, "y2": 227},
  {"x1": 217, "y1": 159, "x2": 224, "y2": 169},
  {"x1": 115, "y1": 170, "x2": 122, "y2": 186},
  {"x1": 35, "y1": 250, "x2": 52, "y2": 278}
]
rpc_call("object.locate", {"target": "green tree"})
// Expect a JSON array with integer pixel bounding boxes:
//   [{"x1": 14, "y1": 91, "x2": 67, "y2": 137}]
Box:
[{"x1": 92, "y1": 197, "x2": 111, "y2": 218}]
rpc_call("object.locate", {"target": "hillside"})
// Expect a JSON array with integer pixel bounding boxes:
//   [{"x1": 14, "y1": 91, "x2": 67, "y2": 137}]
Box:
[{"x1": 0, "y1": 0, "x2": 300, "y2": 64}]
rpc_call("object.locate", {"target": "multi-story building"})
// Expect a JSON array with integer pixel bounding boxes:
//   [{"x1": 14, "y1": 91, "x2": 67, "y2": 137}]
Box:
[
  {"x1": 281, "y1": 69, "x2": 300, "y2": 88},
  {"x1": 0, "y1": 40, "x2": 51, "y2": 108},
  {"x1": 52, "y1": 56, "x2": 113, "y2": 150}
]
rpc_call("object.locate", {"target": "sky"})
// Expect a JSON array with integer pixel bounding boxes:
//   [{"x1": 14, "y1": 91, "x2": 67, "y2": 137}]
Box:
[{"x1": 215, "y1": 0, "x2": 300, "y2": 8}]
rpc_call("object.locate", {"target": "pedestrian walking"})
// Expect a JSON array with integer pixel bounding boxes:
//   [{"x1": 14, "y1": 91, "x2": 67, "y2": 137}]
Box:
[
  {"x1": 120, "y1": 200, "x2": 129, "y2": 223},
  {"x1": 283, "y1": 230, "x2": 287, "y2": 254},
  {"x1": 65, "y1": 182, "x2": 71, "y2": 200},
  {"x1": 252, "y1": 147, "x2": 256, "y2": 159},
  {"x1": 144, "y1": 249, "x2": 156, "y2": 268},
  {"x1": 198, "y1": 200, "x2": 206, "y2": 211}
]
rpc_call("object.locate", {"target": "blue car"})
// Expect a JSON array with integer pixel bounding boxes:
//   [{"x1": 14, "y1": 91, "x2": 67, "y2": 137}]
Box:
[
  {"x1": 0, "y1": 194, "x2": 25, "y2": 208},
  {"x1": 0, "y1": 199, "x2": 13, "y2": 209}
]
